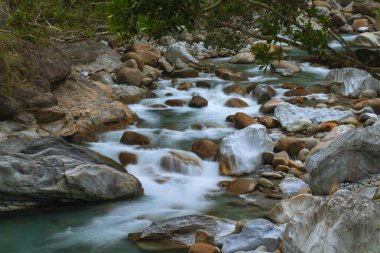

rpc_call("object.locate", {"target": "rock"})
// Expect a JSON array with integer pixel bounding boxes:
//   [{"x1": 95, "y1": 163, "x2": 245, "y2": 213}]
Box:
[
  {"x1": 188, "y1": 243, "x2": 220, "y2": 253},
  {"x1": 281, "y1": 190, "x2": 380, "y2": 253},
  {"x1": 160, "y1": 151, "x2": 201, "y2": 175},
  {"x1": 129, "y1": 215, "x2": 236, "y2": 250},
  {"x1": 120, "y1": 131, "x2": 150, "y2": 145},
  {"x1": 260, "y1": 98, "x2": 284, "y2": 114},
  {"x1": 352, "y1": 32, "x2": 380, "y2": 48},
  {"x1": 142, "y1": 65, "x2": 161, "y2": 81},
  {"x1": 316, "y1": 122, "x2": 337, "y2": 132},
  {"x1": 360, "y1": 89, "x2": 377, "y2": 99},
  {"x1": 258, "y1": 178, "x2": 275, "y2": 189},
  {"x1": 284, "y1": 87, "x2": 310, "y2": 97},
  {"x1": 275, "y1": 137, "x2": 319, "y2": 157},
  {"x1": 191, "y1": 140, "x2": 218, "y2": 159},
  {"x1": 275, "y1": 165, "x2": 290, "y2": 173},
  {"x1": 221, "y1": 219, "x2": 282, "y2": 253},
  {"x1": 359, "y1": 112, "x2": 378, "y2": 122},
  {"x1": 226, "y1": 178, "x2": 257, "y2": 195},
  {"x1": 121, "y1": 52, "x2": 144, "y2": 71},
  {"x1": 274, "y1": 102, "x2": 353, "y2": 132},
  {"x1": 257, "y1": 117, "x2": 279, "y2": 128},
  {"x1": 33, "y1": 107, "x2": 66, "y2": 123},
  {"x1": 171, "y1": 68, "x2": 199, "y2": 78},
  {"x1": 165, "y1": 42, "x2": 199, "y2": 65},
  {"x1": 262, "y1": 152, "x2": 275, "y2": 164},
  {"x1": 354, "y1": 98, "x2": 380, "y2": 114},
  {"x1": 177, "y1": 82, "x2": 193, "y2": 90},
  {"x1": 219, "y1": 124, "x2": 275, "y2": 176},
  {"x1": 158, "y1": 57, "x2": 173, "y2": 73},
  {"x1": 272, "y1": 60, "x2": 301, "y2": 72},
  {"x1": 352, "y1": 18, "x2": 369, "y2": 31},
  {"x1": 116, "y1": 67, "x2": 144, "y2": 86},
  {"x1": 234, "y1": 112, "x2": 258, "y2": 129},
  {"x1": 196, "y1": 81, "x2": 212, "y2": 89},
  {"x1": 189, "y1": 96, "x2": 208, "y2": 108},
  {"x1": 307, "y1": 124, "x2": 380, "y2": 195},
  {"x1": 195, "y1": 230, "x2": 215, "y2": 245},
  {"x1": 323, "y1": 67, "x2": 380, "y2": 96},
  {"x1": 225, "y1": 86, "x2": 247, "y2": 96},
  {"x1": 215, "y1": 68, "x2": 249, "y2": 81},
  {"x1": 165, "y1": 99, "x2": 186, "y2": 107},
  {"x1": 279, "y1": 177, "x2": 310, "y2": 197},
  {"x1": 160, "y1": 35, "x2": 176, "y2": 46},
  {"x1": 266, "y1": 194, "x2": 322, "y2": 224},
  {"x1": 353, "y1": 0, "x2": 380, "y2": 17},
  {"x1": 229, "y1": 52, "x2": 255, "y2": 64},
  {"x1": 0, "y1": 137, "x2": 143, "y2": 206},
  {"x1": 119, "y1": 152, "x2": 138, "y2": 166},
  {"x1": 273, "y1": 151, "x2": 290, "y2": 167},
  {"x1": 316, "y1": 6, "x2": 331, "y2": 16},
  {"x1": 313, "y1": 0, "x2": 332, "y2": 9},
  {"x1": 330, "y1": 13, "x2": 347, "y2": 28},
  {"x1": 297, "y1": 148, "x2": 310, "y2": 162},
  {"x1": 0, "y1": 38, "x2": 71, "y2": 120},
  {"x1": 126, "y1": 44, "x2": 161, "y2": 66},
  {"x1": 253, "y1": 84, "x2": 276, "y2": 104},
  {"x1": 225, "y1": 98, "x2": 249, "y2": 108},
  {"x1": 122, "y1": 59, "x2": 139, "y2": 69},
  {"x1": 112, "y1": 85, "x2": 153, "y2": 104}
]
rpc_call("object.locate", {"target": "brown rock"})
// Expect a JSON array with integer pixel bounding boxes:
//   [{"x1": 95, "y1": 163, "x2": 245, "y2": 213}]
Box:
[
  {"x1": 275, "y1": 137, "x2": 319, "y2": 157},
  {"x1": 275, "y1": 165, "x2": 290, "y2": 173},
  {"x1": 195, "y1": 230, "x2": 215, "y2": 246},
  {"x1": 298, "y1": 148, "x2": 310, "y2": 162},
  {"x1": 273, "y1": 151, "x2": 290, "y2": 167},
  {"x1": 196, "y1": 81, "x2": 212, "y2": 89},
  {"x1": 225, "y1": 98, "x2": 249, "y2": 108},
  {"x1": 116, "y1": 67, "x2": 144, "y2": 86},
  {"x1": 288, "y1": 167, "x2": 304, "y2": 178},
  {"x1": 191, "y1": 140, "x2": 218, "y2": 159},
  {"x1": 189, "y1": 96, "x2": 208, "y2": 108},
  {"x1": 160, "y1": 151, "x2": 201, "y2": 174},
  {"x1": 353, "y1": 98, "x2": 380, "y2": 114},
  {"x1": 119, "y1": 152, "x2": 138, "y2": 166},
  {"x1": 226, "y1": 178, "x2": 257, "y2": 195},
  {"x1": 33, "y1": 106, "x2": 66, "y2": 123},
  {"x1": 215, "y1": 68, "x2": 248, "y2": 81},
  {"x1": 313, "y1": 0, "x2": 331, "y2": 9},
  {"x1": 165, "y1": 99, "x2": 186, "y2": 107},
  {"x1": 352, "y1": 18, "x2": 369, "y2": 31},
  {"x1": 272, "y1": 60, "x2": 301, "y2": 72},
  {"x1": 317, "y1": 122, "x2": 337, "y2": 132},
  {"x1": 188, "y1": 243, "x2": 220, "y2": 253},
  {"x1": 234, "y1": 112, "x2": 257, "y2": 129},
  {"x1": 171, "y1": 68, "x2": 199, "y2": 78},
  {"x1": 178, "y1": 82, "x2": 193, "y2": 90},
  {"x1": 123, "y1": 59, "x2": 139, "y2": 69},
  {"x1": 284, "y1": 87, "x2": 310, "y2": 97},
  {"x1": 126, "y1": 44, "x2": 161, "y2": 66},
  {"x1": 329, "y1": 182, "x2": 340, "y2": 195},
  {"x1": 121, "y1": 52, "x2": 144, "y2": 71},
  {"x1": 260, "y1": 98, "x2": 284, "y2": 114},
  {"x1": 224, "y1": 86, "x2": 247, "y2": 96},
  {"x1": 288, "y1": 160, "x2": 306, "y2": 172},
  {"x1": 120, "y1": 131, "x2": 150, "y2": 145},
  {"x1": 258, "y1": 178, "x2": 275, "y2": 189},
  {"x1": 257, "y1": 117, "x2": 280, "y2": 128}
]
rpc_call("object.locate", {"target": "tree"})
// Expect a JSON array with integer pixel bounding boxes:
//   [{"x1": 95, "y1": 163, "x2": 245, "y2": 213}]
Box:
[{"x1": 105, "y1": 0, "x2": 379, "y2": 79}]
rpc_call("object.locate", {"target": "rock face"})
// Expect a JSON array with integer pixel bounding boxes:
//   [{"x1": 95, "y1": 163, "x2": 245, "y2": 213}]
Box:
[
  {"x1": 266, "y1": 194, "x2": 322, "y2": 224},
  {"x1": 219, "y1": 124, "x2": 275, "y2": 176},
  {"x1": 274, "y1": 102, "x2": 353, "y2": 132},
  {"x1": 165, "y1": 42, "x2": 199, "y2": 65},
  {"x1": 307, "y1": 124, "x2": 380, "y2": 195},
  {"x1": 0, "y1": 37, "x2": 71, "y2": 120},
  {"x1": 352, "y1": 32, "x2": 380, "y2": 48},
  {"x1": 0, "y1": 136, "x2": 143, "y2": 207},
  {"x1": 221, "y1": 219, "x2": 283, "y2": 253},
  {"x1": 323, "y1": 67, "x2": 380, "y2": 96},
  {"x1": 129, "y1": 215, "x2": 236, "y2": 250},
  {"x1": 281, "y1": 190, "x2": 380, "y2": 253}
]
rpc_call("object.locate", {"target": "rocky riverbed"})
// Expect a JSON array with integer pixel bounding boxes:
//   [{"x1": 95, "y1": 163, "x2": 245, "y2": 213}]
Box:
[{"x1": 1, "y1": 1, "x2": 380, "y2": 252}]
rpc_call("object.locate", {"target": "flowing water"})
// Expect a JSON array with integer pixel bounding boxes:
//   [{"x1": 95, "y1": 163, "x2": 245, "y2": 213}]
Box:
[{"x1": 0, "y1": 37, "x2": 354, "y2": 253}]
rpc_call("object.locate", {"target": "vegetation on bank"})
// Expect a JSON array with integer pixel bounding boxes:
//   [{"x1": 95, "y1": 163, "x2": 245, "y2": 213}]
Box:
[{"x1": 0, "y1": 0, "x2": 379, "y2": 78}]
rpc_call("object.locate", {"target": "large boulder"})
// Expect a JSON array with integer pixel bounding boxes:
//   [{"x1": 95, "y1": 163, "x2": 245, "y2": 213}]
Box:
[
  {"x1": 218, "y1": 124, "x2": 275, "y2": 176},
  {"x1": 307, "y1": 124, "x2": 380, "y2": 195},
  {"x1": 221, "y1": 219, "x2": 283, "y2": 253},
  {"x1": 281, "y1": 190, "x2": 380, "y2": 253},
  {"x1": 352, "y1": 32, "x2": 380, "y2": 48},
  {"x1": 128, "y1": 215, "x2": 236, "y2": 250},
  {"x1": 0, "y1": 36, "x2": 71, "y2": 120},
  {"x1": 353, "y1": 0, "x2": 380, "y2": 17},
  {"x1": 0, "y1": 136, "x2": 143, "y2": 209},
  {"x1": 165, "y1": 42, "x2": 199, "y2": 65},
  {"x1": 274, "y1": 102, "x2": 353, "y2": 132},
  {"x1": 322, "y1": 67, "x2": 380, "y2": 96},
  {"x1": 116, "y1": 67, "x2": 144, "y2": 86}
]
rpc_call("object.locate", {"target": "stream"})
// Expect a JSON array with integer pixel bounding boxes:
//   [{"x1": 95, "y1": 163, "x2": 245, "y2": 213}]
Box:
[{"x1": 0, "y1": 36, "x2": 354, "y2": 253}]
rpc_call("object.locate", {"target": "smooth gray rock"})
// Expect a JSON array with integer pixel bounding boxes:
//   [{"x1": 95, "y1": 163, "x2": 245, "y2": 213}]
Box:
[
  {"x1": 307, "y1": 124, "x2": 380, "y2": 195},
  {"x1": 129, "y1": 215, "x2": 236, "y2": 249},
  {"x1": 221, "y1": 219, "x2": 282, "y2": 253},
  {"x1": 274, "y1": 102, "x2": 353, "y2": 132},
  {"x1": 281, "y1": 190, "x2": 380, "y2": 253},
  {"x1": 322, "y1": 67, "x2": 380, "y2": 96},
  {"x1": 165, "y1": 42, "x2": 199, "y2": 65},
  {"x1": 218, "y1": 124, "x2": 275, "y2": 176},
  {"x1": 279, "y1": 177, "x2": 309, "y2": 197},
  {"x1": 352, "y1": 32, "x2": 380, "y2": 48},
  {"x1": 0, "y1": 136, "x2": 143, "y2": 206}
]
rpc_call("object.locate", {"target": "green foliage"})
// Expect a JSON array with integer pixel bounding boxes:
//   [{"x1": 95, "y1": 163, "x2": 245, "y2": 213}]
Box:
[{"x1": 106, "y1": 0, "x2": 206, "y2": 39}]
